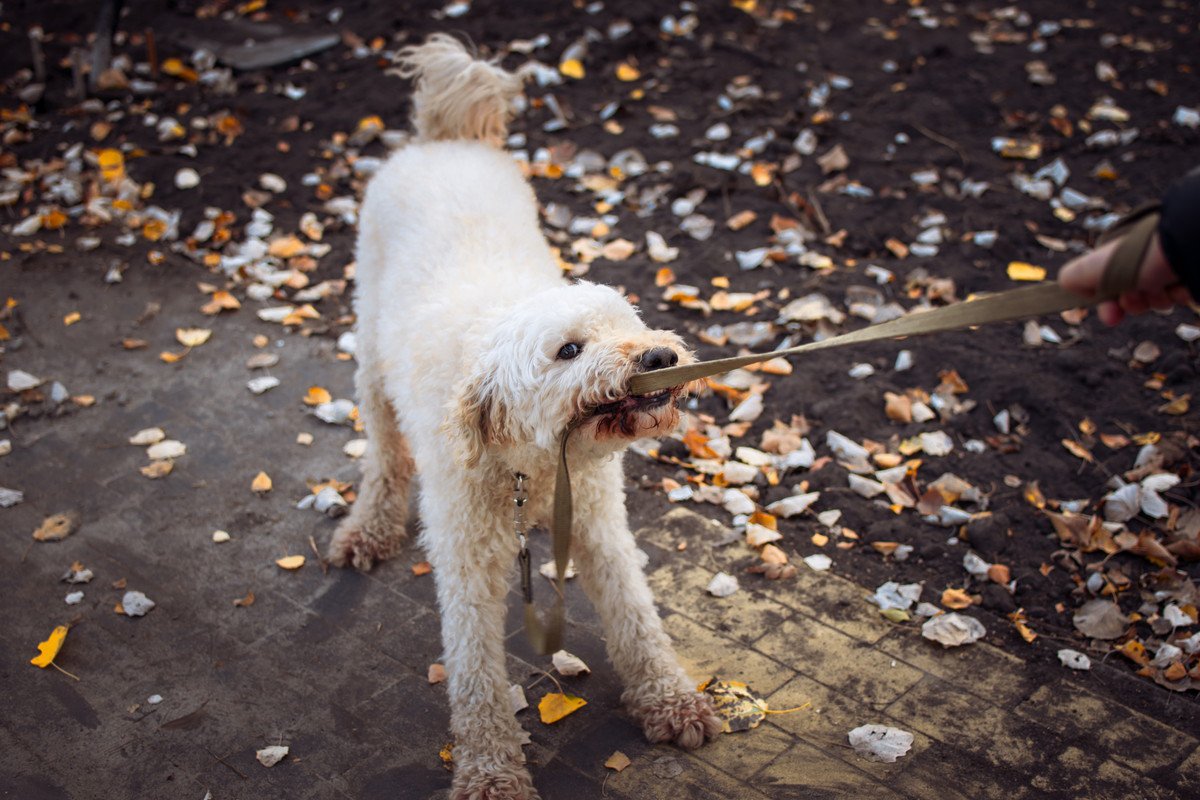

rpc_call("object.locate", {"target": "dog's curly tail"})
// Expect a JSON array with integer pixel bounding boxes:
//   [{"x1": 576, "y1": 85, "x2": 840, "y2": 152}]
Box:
[{"x1": 395, "y1": 34, "x2": 531, "y2": 146}]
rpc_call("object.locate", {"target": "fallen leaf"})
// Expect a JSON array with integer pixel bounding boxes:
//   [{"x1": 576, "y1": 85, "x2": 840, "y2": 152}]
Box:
[
  {"x1": 941, "y1": 588, "x2": 974, "y2": 610},
  {"x1": 32, "y1": 511, "x2": 80, "y2": 542},
  {"x1": 1072, "y1": 599, "x2": 1129, "y2": 640},
  {"x1": 552, "y1": 650, "x2": 590, "y2": 676},
  {"x1": 256, "y1": 745, "x2": 289, "y2": 767},
  {"x1": 140, "y1": 460, "x2": 173, "y2": 479},
  {"x1": 175, "y1": 327, "x2": 212, "y2": 347},
  {"x1": 428, "y1": 663, "x2": 447, "y2": 684},
  {"x1": 304, "y1": 386, "x2": 332, "y2": 406},
  {"x1": 412, "y1": 561, "x2": 433, "y2": 576},
  {"x1": 559, "y1": 59, "x2": 585, "y2": 79},
  {"x1": 604, "y1": 751, "x2": 631, "y2": 772},
  {"x1": 921, "y1": 613, "x2": 986, "y2": 647},
  {"x1": 699, "y1": 678, "x2": 768, "y2": 733},
  {"x1": 538, "y1": 692, "x2": 587, "y2": 724},
  {"x1": 233, "y1": 590, "x2": 255, "y2": 607},
  {"x1": 251, "y1": 472, "x2": 273, "y2": 493},
  {"x1": 275, "y1": 555, "x2": 305, "y2": 570},
  {"x1": 1007, "y1": 262, "x2": 1047, "y2": 281},
  {"x1": 30, "y1": 625, "x2": 68, "y2": 668},
  {"x1": 848, "y1": 724, "x2": 914, "y2": 763},
  {"x1": 1061, "y1": 439, "x2": 1094, "y2": 463}
]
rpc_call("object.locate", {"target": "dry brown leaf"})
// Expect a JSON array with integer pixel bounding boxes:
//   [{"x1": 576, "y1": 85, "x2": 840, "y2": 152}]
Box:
[
  {"x1": 604, "y1": 751, "x2": 632, "y2": 772},
  {"x1": 941, "y1": 588, "x2": 974, "y2": 609},
  {"x1": 884, "y1": 392, "x2": 913, "y2": 423},
  {"x1": 140, "y1": 460, "x2": 174, "y2": 479},
  {"x1": 428, "y1": 663, "x2": 447, "y2": 684},
  {"x1": 251, "y1": 471, "x2": 273, "y2": 493},
  {"x1": 412, "y1": 561, "x2": 433, "y2": 576},
  {"x1": 32, "y1": 511, "x2": 80, "y2": 542},
  {"x1": 233, "y1": 590, "x2": 255, "y2": 607}
]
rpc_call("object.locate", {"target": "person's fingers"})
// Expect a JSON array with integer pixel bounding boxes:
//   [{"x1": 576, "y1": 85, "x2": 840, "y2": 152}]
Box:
[
  {"x1": 1143, "y1": 290, "x2": 1174, "y2": 311},
  {"x1": 1134, "y1": 237, "x2": 1176, "y2": 294},
  {"x1": 1119, "y1": 292, "x2": 1149, "y2": 316},
  {"x1": 1058, "y1": 242, "x2": 1117, "y2": 297},
  {"x1": 1097, "y1": 300, "x2": 1124, "y2": 326},
  {"x1": 1169, "y1": 285, "x2": 1195, "y2": 306}
]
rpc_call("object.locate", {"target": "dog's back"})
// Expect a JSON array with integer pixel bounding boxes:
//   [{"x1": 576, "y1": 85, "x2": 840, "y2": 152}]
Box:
[{"x1": 354, "y1": 36, "x2": 558, "y2": 372}]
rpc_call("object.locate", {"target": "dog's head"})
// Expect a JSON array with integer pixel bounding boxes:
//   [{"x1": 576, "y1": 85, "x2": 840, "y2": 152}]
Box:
[{"x1": 450, "y1": 281, "x2": 693, "y2": 465}]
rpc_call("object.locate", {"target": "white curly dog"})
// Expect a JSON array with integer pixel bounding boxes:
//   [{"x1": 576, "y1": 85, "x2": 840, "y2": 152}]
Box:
[{"x1": 326, "y1": 35, "x2": 721, "y2": 800}]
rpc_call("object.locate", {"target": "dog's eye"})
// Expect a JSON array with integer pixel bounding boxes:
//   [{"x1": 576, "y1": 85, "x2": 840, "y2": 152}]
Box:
[{"x1": 556, "y1": 342, "x2": 583, "y2": 360}]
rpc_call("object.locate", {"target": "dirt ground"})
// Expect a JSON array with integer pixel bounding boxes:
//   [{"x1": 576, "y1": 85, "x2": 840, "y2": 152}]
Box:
[{"x1": 2, "y1": 0, "x2": 1199, "y2": 798}]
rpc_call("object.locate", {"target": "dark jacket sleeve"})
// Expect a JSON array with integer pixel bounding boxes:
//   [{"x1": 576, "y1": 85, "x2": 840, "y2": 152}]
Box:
[{"x1": 1158, "y1": 167, "x2": 1200, "y2": 301}]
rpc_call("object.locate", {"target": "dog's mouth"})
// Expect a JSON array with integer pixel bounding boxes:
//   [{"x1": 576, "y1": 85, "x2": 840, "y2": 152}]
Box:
[{"x1": 586, "y1": 386, "x2": 682, "y2": 419}]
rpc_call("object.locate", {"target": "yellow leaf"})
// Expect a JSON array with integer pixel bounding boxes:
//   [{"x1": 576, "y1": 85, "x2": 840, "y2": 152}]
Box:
[
  {"x1": 538, "y1": 692, "x2": 587, "y2": 724},
  {"x1": 275, "y1": 555, "x2": 306, "y2": 570},
  {"x1": 251, "y1": 471, "x2": 273, "y2": 493},
  {"x1": 304, "y1": 386, "x2": 332, "y2": 406},
  {"x1": 559, "y1": 59, "x2": 585, "y2": 80},
  {"x1": 699, "y1": 678, "x2": 768, "y2": 733},
  {"x1": 1007, "y1": 261, "x2": 1047, "y2": 282},
  {"x1": 63, "y1": 311, "x2": 81, "y2": 326},
  {"x1": 175, "y1": 327, "x2": 212, "y2": 347},
  {"x1": 30, "y1": 625, "x2": 68, "y2": 668},
  {"x1": 439, "y1": 743, "x2": 454, "y2": 765},
  {"x1": 159, "y1": 349, "x2": 187, "y2": 364},
  {"x1": 615, "y1": 62, "x2": 640, "y2": 82},
  {"x1": 97, "y1": 148, "x2": 125, "y2": 183}
]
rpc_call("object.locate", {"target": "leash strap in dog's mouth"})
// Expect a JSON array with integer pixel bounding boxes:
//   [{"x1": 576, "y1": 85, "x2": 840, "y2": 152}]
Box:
[{"x1": 533, "y1": 207, "x2": 1163, "y2": 654}]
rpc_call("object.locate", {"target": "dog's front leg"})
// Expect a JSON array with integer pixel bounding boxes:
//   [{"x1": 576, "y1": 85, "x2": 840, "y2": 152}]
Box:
[
  {"x1": 571, "y1": 459, "x2": 722, "y2": 749},
  {"x1": 424, "y1": 504, "x2": 538, "y2": 800}
]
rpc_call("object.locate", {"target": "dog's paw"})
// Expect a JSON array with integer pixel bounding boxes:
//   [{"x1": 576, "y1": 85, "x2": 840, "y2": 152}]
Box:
[
  {"x1": 326, "y1": 523, "x2": 402, "y2": 571},
  {"x1": 632, "y1": 690, "x2": 723, "y2": 750},
  {"x1": 450, "y1": 761, "x2": 539, "y2": 800}
]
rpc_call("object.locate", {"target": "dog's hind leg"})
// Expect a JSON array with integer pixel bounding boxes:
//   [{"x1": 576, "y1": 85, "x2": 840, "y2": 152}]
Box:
[
  {"x1": 327, "y1": 365, "x2": 414, "y2": 571},
  {"x1": 571, "y1": 459, "x2": 722, "y2": 750}
]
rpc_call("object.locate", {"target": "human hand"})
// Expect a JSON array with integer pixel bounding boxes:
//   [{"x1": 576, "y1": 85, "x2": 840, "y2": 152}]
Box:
[{"x1": 1057, "y1": 235, "x2": 1192, "y2": 326}]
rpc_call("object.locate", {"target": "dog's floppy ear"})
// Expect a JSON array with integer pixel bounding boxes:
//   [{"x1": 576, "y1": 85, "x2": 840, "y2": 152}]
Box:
[{"x1": 448, "y1": 372, "x2": 510, "y2": 467}]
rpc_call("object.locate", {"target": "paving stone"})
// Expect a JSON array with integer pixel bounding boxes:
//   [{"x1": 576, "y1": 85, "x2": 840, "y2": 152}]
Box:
[
  {"x1": 753, "y1": 614, "x2": 925, "y2": 708},
  {"x1": 885, "y1": 674, "x2": 1059, "y2": 777},
  {"x1": 662, "y1": 611, "x2": 798, "y2": 696},
  {"x1": 1029, "y1": 745, "x2": 1178, "y2": 799},
  {"x1": 763, "y1": 672, "x2": 934, "y2": 781},
  {"x1": 646, "y1": 557, "x2": 794, "y2": 647},
  {"x1": 751, "y1": 736, "x2": 908, "y2": 799},
  {"x1": 602, "y1": 746, "x2": 774, "y2": 800},
  {"x1": 1014, "y1": 682, "x2": 1198, "y2": 775},
  {"x1": 873, "y1": 627, "x2": 1036, "y2": 706}
]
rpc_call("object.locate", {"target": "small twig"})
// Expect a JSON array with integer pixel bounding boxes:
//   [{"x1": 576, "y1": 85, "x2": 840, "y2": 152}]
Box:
[
  {"x1": 806, "y1": 189, "x2": 832, "y2": 235},
  {"x1": 912, "y1": 123, "x2": 969, "y2": 169},
  {"x1": 309, "y1": 535, "x2": 327, "y2": 575},
  {"x1": 206, "y1": 747, "x2": 249, "y2": 780},
  {"x1": 29, "y1": 26, "x2": 46, "y2": 84},
  {"x1": 52, "y1": 662, "x2": 81, "y2": 681},
  {"x1": 69, "y1": 48, "x2": 87, "y2": 98},
  {"x1": 525, "y1": 668, "x2": 564, "y2": 695},
  {"x1": 145, "y1": 28, "x2": 159, "y2": 79}
]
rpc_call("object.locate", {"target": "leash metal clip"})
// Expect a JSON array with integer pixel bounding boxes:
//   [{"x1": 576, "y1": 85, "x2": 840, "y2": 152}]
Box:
[{"x1": 513, "y1": 472, "x2": 532, "y2": 603}]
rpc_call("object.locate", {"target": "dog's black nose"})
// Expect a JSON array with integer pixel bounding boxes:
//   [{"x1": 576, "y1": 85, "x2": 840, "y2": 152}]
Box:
[{"x1": 638, "y1": 346, "x2": 679, "y2": 372}]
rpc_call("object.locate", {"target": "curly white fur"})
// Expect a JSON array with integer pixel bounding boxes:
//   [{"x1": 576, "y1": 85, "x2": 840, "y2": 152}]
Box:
[{"x1": 327, "y1": 35, "x2": 720, "y2": 800}]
